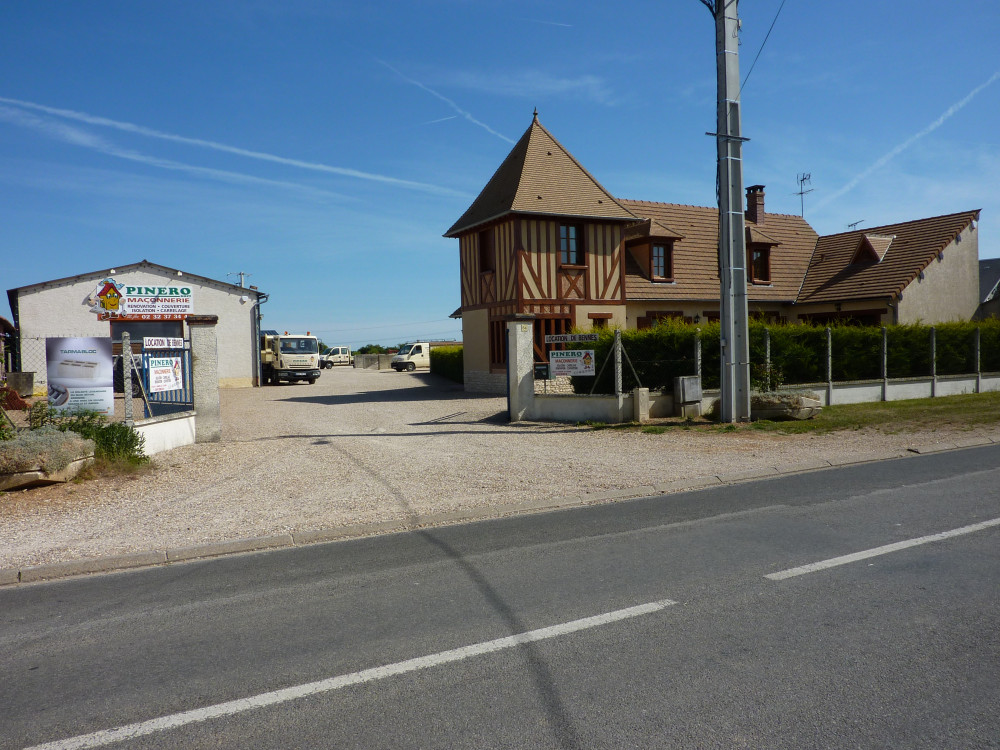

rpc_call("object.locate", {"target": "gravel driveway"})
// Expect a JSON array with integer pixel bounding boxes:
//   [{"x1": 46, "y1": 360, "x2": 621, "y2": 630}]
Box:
[{"x1": 2, "y1": 367, "x2": 998, "y2": 570}]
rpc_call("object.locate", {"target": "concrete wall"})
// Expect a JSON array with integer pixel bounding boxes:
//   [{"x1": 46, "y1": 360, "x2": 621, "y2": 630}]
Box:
[
  {"x1": 898, "y1": 226, "x2": 980, "y2": 324},
  {"x1": 462, "y1": 308, "x2": 507, "y2": 393},
  {"x1": 700, "y1": 373, "x2": 1000, "y2": 411},
  {"x1": 14, "y1": 265, "x2": 258, "y2": 388},
  {"x1": 573, "y1": 304, "x2": 626, "y2": 329},
  {"x1": 135, "y1": 412, "x2": 197, "y2": 455}
]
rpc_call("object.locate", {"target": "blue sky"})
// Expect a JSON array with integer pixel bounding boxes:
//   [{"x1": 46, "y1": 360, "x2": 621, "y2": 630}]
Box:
[{"x1": 2, "y1": 1, "x2": 998, "y2": 347}]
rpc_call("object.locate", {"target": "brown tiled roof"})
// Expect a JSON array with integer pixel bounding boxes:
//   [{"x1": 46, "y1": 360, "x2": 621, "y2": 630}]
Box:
[
  {"x1": 622, "y1": 217, "x2": 685, "y2": 242},
  {"x1": 619, "y1": 200, "x2": 818, "y2": 302},
  {"x1": 444, "y1": 114, "x2": 635, "y2": 237},
  {"x1": 796, "y1": 210, "x2": 980, "y2": 304}
]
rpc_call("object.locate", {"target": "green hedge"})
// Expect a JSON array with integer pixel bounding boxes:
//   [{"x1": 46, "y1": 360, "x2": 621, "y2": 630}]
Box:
[
  {"x1": 572, "y1": 319, "x2": 1000, "y2": 395},
  {"x1": 430, "y1": 346, "x2": 464, "y2": 384}
]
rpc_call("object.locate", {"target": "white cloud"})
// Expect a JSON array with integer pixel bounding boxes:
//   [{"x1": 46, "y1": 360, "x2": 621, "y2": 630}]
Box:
[
  {"x1": 0, "y1": 105, "x2": 353, "y2": 201},
  {"x1": 0, "y1": 96, "x2": 465, "y2": 197},
  {"x1": 440, "y1": 69, "x2": 616, "y2": 106}
]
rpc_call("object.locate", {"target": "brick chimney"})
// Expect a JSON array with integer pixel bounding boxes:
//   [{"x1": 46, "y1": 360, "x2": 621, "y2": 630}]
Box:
[{"x1": 745, "y1": 185, "x2": 765, "y2": 225}]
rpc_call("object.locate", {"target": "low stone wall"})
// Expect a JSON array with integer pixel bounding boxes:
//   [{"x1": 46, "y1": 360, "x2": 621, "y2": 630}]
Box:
[
  {"x1": 135, "y1": 411, "x2": 197, "y2": 455},
  {"x1": 464, "y1": 369, "x2": 506, "y2": 394},
  {"x1": 354, "y1": 354, "x2": 396, "y2": 371}
]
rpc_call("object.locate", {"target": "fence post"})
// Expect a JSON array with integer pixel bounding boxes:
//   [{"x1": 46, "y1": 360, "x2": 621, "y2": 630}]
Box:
[
  {"x1": 122, "y1": 332, "x2": 134, "y2": 426},
  {"x1": 695, "y1": 330, "x2": 702, "y2": 380},
  {"x1": 975, "y1": 327, "x2": 981, "y2": 394},
  {"x1": 826, "y1": 327, "x2": 833, "y2": 406},
  {"x1": 930, "y1": 326, "x2": 937, "y2": 398},
  {"x1": 881, "y1": 326, "x2": 888, "y2": 402},
  {"x1": 764, "y1": 327, "x2": 771, "y2": 392},
  {"x1": 614, "y1": 329, "x2": 623, "y2": 399}
]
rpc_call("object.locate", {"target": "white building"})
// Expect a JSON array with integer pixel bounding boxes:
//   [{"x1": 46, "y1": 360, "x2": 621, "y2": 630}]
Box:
[{"x1": 6, "y1": 260, "x2": 266, "y2": 389}]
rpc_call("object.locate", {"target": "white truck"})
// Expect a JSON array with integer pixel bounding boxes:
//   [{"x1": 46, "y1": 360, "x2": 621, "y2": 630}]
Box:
[
  {"x1": 321, "y1": 345, "x2": 353, "y2": 368},
  {"x1": 390, "y1": 341, "x2": 457, "y2": 372},
  {"x1": 260, "y1": 331, "x2": 321, "y2": 385}
]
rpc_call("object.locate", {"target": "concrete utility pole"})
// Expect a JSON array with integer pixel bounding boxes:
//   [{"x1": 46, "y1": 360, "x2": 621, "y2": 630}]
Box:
[{"x1": 702, "y1": 0, "x2": 751, "y2": 422}]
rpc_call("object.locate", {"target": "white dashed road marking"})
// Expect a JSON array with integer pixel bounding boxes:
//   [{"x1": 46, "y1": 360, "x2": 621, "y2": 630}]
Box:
[
  {"x1": 766, "y1": 517, "x2": 1000, "y2": 581},
  {"x1": 24, "y1": 599, "x2": 677, "y2": 750}
]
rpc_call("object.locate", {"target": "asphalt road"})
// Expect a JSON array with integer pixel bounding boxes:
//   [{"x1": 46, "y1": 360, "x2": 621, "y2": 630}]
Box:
[{"x1": 2, "y1": 445, "x2": 998, "y2": 749}]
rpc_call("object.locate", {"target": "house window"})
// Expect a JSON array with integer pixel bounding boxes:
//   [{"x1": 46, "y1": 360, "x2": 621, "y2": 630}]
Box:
[
  {"x1": 560, "y1": 223, "x2": 584, "y2": 266},
  {"x1": 478, "y1": 229, "x2": 495, "y2": 273},
  {"x1": 652, "y1": 243, "x2": 672, "y2": 280},
  {"x1": 748, "y1": 244, "x2": 771, "y2": 283}
]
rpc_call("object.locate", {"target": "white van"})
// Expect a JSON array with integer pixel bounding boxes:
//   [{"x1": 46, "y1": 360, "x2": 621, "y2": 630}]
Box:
[
  {"x1": 391, "y1": 342, "x2": 431, "y2": 371},
  {"x1": 321, "y1": 346, "x2": 353, "y2": 368}
]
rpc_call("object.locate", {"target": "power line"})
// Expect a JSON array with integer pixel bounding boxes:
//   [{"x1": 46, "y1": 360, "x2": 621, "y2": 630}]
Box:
[{"x1": 739, "y1": 0, "x2": 788, "y2": 95}]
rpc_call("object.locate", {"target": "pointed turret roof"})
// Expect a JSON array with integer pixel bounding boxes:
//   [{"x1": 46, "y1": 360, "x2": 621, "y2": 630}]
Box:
[{"x1": 444, "y1": 113, "x2": 636, "y2": 237}]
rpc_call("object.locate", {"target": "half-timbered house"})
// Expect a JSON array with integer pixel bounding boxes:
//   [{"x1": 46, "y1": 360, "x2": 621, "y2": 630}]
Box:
[{"x1": 446, "y1": 114, "x2": 981, "y2": 393}]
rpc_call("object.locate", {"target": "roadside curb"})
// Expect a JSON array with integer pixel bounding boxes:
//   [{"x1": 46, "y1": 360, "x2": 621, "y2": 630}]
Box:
[{"x1": 2, "y1": 438, "x2": 996, "y2": 587}]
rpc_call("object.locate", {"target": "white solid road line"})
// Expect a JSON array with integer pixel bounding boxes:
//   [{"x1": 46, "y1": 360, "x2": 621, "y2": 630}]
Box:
[
  {"x1": 766, "y1": 517, "x2": 1000, "y2": 581},
  {"x1": 24, "y1": 599, "x2": 677, "y2": 750}
]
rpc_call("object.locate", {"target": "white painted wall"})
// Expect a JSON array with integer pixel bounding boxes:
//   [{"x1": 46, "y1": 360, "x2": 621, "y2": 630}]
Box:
[
  {"x1": 13, "y1": 264, "x2": 258, "y2": 388},
  {"x1": 898, "y1": 226, "x2": 980, "y2": 324}
]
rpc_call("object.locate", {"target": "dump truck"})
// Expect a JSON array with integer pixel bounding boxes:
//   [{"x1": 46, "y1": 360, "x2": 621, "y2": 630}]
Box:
[{"x1": 260, "y1": 330, "x2": 321, "y2": 385}]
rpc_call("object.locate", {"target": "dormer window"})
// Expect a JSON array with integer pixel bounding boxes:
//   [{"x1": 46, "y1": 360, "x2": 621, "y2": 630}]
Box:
[
  {"x1": 851, "y1": 234, "x2": 895, "y2": 264},
  {"x1": 560, "y1": 223, "x2": 584, "y2": 266},
  {"x1": 748, "y1": 244, "x2": 771, "y2": 284},
  {"x1": 652, "y1": 243, "x2": 673, "y2": 281}
]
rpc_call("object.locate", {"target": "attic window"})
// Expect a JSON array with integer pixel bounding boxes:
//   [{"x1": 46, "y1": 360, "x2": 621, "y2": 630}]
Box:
[
  {"x1": 852, "y1": 234, "x2": 895, "y2": 264},
  {"x1": 652, "y1": 243, "x2": 673, "y2": 281},
  {"x1": 747, "y1": 244, "x2": 771, "y2": 284}
]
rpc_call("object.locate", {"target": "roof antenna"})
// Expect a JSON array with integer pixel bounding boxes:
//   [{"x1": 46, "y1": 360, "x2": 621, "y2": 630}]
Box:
[
  {"x1": 847, "y1": 220, "x2": 864, "y2": 230},
  {"x1": 794, "y1": 173, "x2": 813, "y2": 217}
]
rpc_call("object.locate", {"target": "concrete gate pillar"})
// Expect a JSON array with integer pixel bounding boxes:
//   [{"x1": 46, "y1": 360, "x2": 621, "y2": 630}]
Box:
[
  {"x1": 506, "y1": 316, "x2": 535, "y2": 422},
  {"x1": 187, "y1": 315, "x2": 222, "y2": 443}
]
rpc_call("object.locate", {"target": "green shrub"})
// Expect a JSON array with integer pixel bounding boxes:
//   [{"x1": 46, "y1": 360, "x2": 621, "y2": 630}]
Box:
[
  {"x1": 0, "y1": 426, "x2": 94, "y2": 474},
  {"x1": 570, "y1": 319, "x2": 1000, "y2": 395},
  {"x1": 91, "y1": 422, "x2": 148, "y2": 464},
  {"x1": 430, "y1": 346, "x2": 464, "y2": 383}
]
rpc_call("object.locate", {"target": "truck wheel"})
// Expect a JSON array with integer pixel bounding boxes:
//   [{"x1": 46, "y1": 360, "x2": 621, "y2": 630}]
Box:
[
  {"x1": 406, "y1": 362, "x2": 416, "y2": 372},
  {"x1": 308, "y1": 378, "x2": 316, "y2": 384}
]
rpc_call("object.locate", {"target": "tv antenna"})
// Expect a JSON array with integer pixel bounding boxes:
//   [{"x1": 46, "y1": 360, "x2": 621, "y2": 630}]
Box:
[
  {"x1": 795, "y1": 173, "x2": 814, "y2": 217},
  {"x1": 228, "y1": 271, "x2": 251, "y2": 288},
  {"x1": 847, "y1": 220, "x2": 865, "y2": 230}
]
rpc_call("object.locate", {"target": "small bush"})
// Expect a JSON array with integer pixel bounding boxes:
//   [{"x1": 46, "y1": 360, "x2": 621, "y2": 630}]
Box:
[
  {"x1": 0, "y1": 426, "x2": 94, "y2": 474},
  {"x1": 92, "y1": 422, "x2": 149, "y2": 465}
]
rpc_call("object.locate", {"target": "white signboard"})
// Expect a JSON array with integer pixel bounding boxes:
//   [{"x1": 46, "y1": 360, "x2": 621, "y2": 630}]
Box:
[
  {"x1": 549, "y1": 350, "x2": 596, "y2": 376},
  {"x1": 86, "y1": 278, "x2": 194, "y2": 321},
  {"x1": 143, "y1": 337, "x2": 185, "y2": 349},
  {"x1": 148, "y1": 357, "x2": 184, "y2": 393},
  {"x1": 544, "y1": 333, "x2": 600, "y2": 343},
  {"x1": 45, "y1": 337, "x2": 114, "y2": 415}
]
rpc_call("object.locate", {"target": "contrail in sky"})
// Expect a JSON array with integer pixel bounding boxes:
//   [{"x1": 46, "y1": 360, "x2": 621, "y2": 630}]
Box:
[
  {"x1": 0, "y1": 105, "x2": 353, "y2": 200},
  {"x1": 374, "y1": 59, "x2": 515, "y2": 144},
  {"x1": 815, "y1": 70, "x2": 1000, "y2": 210},
  {"x1": 421, "y1": 116, "x2": 458, "y2": 125},
  {"x1": 0, "y1": 95, "x2": 465, "y2": 197}
]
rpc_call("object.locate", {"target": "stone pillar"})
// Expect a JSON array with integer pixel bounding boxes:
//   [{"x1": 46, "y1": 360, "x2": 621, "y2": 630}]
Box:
[
  {"x1": 187, "y1": 315, "x2": 222, "y2": 443},
  {"x1": 632, "y1": 387, "x2": 650, "y2": 423},
  {"x1": 506, "y1": 316, "x2": 535, "y2": 422}
]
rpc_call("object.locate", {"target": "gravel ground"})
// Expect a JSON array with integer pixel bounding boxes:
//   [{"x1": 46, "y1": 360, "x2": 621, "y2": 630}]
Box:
[{"x1": 2, "y1": 366, "x2": 998, "y2": 569}]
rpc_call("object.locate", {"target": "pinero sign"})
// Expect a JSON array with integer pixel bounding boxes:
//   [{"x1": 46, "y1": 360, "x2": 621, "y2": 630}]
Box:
[
  {"x1": 549, "y1": 350, "x2": 596, "y2": 376},
  {"x1": 86, "y1": 278, "x2": 194, "y2": 321}
]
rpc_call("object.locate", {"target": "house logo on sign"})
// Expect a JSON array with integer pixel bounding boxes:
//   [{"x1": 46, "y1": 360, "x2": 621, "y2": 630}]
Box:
[{"x1": 86, "y1": 278, "x2": 125, "y2": 320}]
